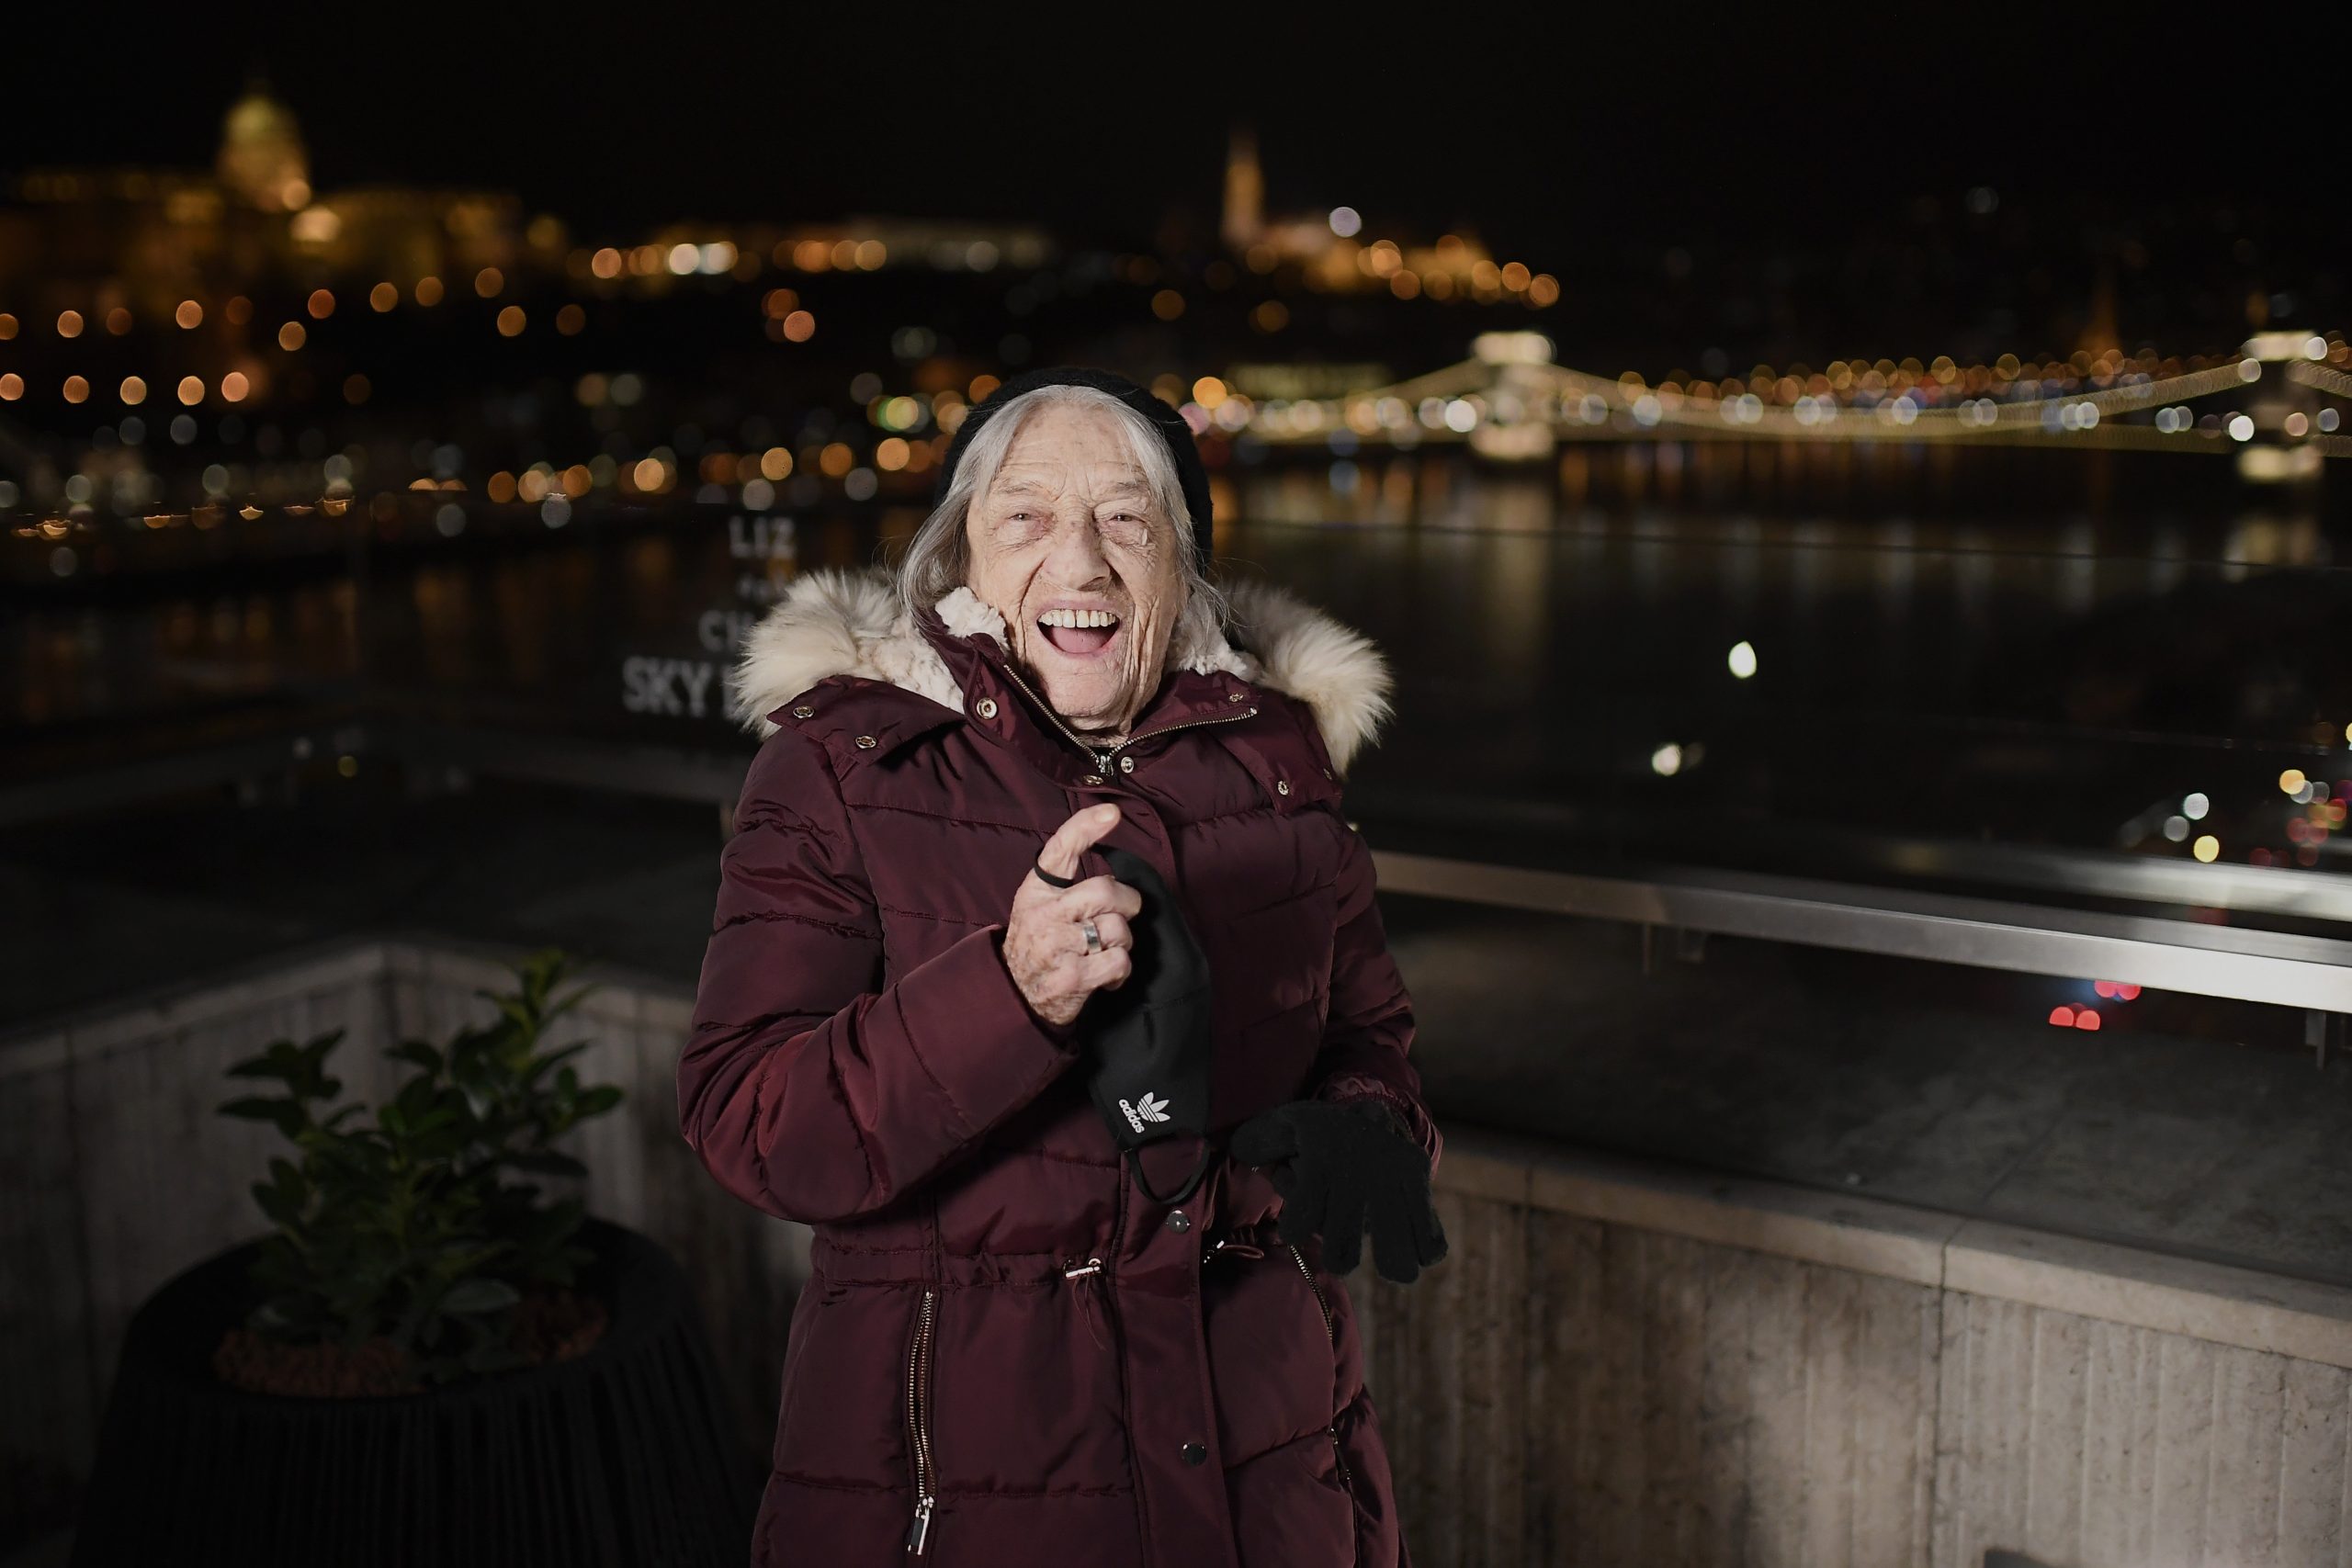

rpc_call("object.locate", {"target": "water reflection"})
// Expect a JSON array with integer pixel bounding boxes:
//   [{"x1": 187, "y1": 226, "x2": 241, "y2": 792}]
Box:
[{"x1": 6, "y1": 446, "x2": 2349, "y2": 884}]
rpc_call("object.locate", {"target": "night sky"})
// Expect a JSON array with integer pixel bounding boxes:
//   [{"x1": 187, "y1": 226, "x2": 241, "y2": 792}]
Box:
[{"x1": 21, "y1": 11, "x2": 2352, "y2": 263}]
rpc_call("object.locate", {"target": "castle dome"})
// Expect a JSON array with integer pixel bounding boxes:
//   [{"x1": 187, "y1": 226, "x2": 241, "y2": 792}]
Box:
[{"x1": 217, "y1": 85, "x2": 311, "y2": 211}]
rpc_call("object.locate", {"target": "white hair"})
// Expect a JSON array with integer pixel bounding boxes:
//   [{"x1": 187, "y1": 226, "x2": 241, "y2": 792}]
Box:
[{"x1": 894, "y1": 383, "x2": 1229, "y2": 660}]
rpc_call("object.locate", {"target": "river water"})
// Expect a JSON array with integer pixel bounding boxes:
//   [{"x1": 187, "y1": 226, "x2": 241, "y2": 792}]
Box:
[{"x1": 9, "y1": 441, "x2": 2352, "y2": 896}]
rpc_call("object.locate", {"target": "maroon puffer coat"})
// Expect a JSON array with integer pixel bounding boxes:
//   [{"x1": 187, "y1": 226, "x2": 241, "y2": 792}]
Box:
[{"x1": 679, "y1": 567, "x2": 1441, "y2": 1568}]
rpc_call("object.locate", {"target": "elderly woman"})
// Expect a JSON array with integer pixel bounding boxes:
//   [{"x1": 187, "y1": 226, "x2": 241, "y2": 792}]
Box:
[{"x1": 679, "y1": 367, "x2": 1445, "y2": 1568}]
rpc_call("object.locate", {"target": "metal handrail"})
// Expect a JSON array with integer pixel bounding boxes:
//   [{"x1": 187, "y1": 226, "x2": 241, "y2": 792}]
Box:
[
  {"x1": 1349, "y1": 784, "x2": 2352, "y2": 927},
  {"x1": 10, "y1": 711, "x2": 2347, "y2": 1021},
  {"x1": 1371, "y1": 851, "x2": 2352, "y2": 1015}
]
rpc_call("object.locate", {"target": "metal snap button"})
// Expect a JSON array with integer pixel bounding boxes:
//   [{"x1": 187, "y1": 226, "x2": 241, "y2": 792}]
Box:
[
  {"x1": 975, "y1": 697, "x2": 997, "y2": 719},
  {"x1": 1275, "y1": 779, "x2": 1290, "y2": 795},
  {"x1": 1118, "y1": 755, "x2": 1136, "y2": 774},
  {"x1": 1181, "y1": 1442, "x2": 1206, "y2": 1466},
  {"x1": 791, "y1": 704, "x2": 814, "y2": 718},
  {"x1": 854, "y1": 735, "x2": 877, "y2": 750},
  {"x1": 1227, "y1": 691, "x2": 1246, "y2": 704},
  {"x1": 1080, "y1": 773, "x2": 1104, "y2": 786},
  {"x1": 1165, "y1": 1210, "x2": 1192, "y2": 1234}
]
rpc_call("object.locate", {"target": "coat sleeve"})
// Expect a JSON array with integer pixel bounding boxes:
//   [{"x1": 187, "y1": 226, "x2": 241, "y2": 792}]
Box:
[
  {"x1": 677, "y1": 726, "x2": 1084, "y2": 1224},
  {"x1": 1306, "y1": 811, "x2": 1443, "y2": 1170}
]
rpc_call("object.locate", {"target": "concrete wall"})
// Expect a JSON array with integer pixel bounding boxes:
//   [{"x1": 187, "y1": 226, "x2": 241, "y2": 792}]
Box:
[
  {"x1": 7, "y1": 934, "x2": 2352, "y2": 1565},
  {"x1": 1354, "y1": 1136, "x2": 2352, "y2": 1568}
]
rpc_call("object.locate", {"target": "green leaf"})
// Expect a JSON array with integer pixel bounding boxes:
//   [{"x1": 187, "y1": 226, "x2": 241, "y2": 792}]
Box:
[
  {"x1": 225, "y1": 1056, "x2": 290, "y2": 1081},
  {"x1": 523, "y1": 1041, "x2": 588, "y2": 1084},
  {"x1": 387, "y1": 1040, "x2": 443, "y2": 1075},
  {"x1": 439, "y1": 1278, "x2": 521, "y2": 1315},
  {"x1": 219, "y1": 1095, "x2": 307, "y2": 1138},
  {"x1": 573, "y1": 1085, "x2": 624, "y2": 1118},
  {"x1": 538, "y1": 982, "x2": 600, "y2": 1030}
]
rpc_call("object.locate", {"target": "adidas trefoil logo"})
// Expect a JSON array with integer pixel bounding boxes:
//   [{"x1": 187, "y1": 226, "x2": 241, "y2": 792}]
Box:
[{"x1": 1118, "y1": 1091, "x2": 1170, "y2": 1134}]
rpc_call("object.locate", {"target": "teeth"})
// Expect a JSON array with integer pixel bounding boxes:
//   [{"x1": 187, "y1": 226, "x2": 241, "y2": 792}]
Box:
[{"x1": 1038, "y1": 608, "x2": 1120, "y2": 628}]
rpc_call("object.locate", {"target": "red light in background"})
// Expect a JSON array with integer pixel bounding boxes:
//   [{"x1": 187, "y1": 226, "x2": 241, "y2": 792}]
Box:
[
  {"x1": 2050, "y1": 1006, "x2": 2076, "y2": 1026},
  {"x1": 2074, "y1": 1010, "x2": 2101, "y2": 1031}
]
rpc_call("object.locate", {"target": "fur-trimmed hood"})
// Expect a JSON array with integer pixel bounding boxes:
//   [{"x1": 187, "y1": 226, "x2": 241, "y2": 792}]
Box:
[{"x1": 728, "y1": 565, "x2": 1394, "y2": 774}]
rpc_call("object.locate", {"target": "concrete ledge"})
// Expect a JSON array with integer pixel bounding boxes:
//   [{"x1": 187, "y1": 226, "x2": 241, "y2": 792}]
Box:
[
  {"x1": 0, "y1": 930, "x2": 698, "y2": 1079},
  {"x1": 1947, "y1": 1219, "x2": 2352, "y2": 1371},
  {"x1": 1438, "y1": 1122, "x2": 2352, "y2": 1370},
  {"x1": 379, "y1": 931, "x2": 694, "y2": 1012},
  {"x1": 1445, "y1": 1126, "x2": 1958, "y2": 1288},
  {"x1": 2, "y1": 935, "x2": 395, "y2": 1069}
]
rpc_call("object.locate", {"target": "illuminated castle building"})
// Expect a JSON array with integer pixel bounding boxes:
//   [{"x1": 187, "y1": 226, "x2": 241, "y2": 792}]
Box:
[
  {"x1": 0, "y1": 84, "x2": 531, "y2": 315},
  {"x1": 1217, "y1": 126, "x2": 1537, "y2": 308},
  {"x1": 215, "y1": 86, "x2": 311, "y2": 212}
]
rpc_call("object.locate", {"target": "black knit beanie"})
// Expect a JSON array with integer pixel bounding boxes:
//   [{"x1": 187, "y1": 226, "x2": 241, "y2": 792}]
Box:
[{"x1": 933, "y1": 366, "x2": 1215, "y2": 568}]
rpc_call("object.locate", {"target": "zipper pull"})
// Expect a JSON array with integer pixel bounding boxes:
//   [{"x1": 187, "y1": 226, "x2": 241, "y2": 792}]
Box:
[
  {"x1": 1329, "y1": 1427, "x2": 1353, "y2": 1490},
  {"x1": 907, "y1": 1495, "x2": 934, "y2": 1554}
]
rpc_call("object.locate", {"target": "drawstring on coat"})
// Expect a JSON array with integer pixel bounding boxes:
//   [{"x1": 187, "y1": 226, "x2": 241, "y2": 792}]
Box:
[{"x1": 1061, "y1": 1258, "x2": 1110, "y2": 1350}]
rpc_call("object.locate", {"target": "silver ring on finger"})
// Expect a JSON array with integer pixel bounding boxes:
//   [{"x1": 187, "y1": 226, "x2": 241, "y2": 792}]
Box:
[{"x1": 1081, "y1": 917, "x2": 1102, "y2": 955}]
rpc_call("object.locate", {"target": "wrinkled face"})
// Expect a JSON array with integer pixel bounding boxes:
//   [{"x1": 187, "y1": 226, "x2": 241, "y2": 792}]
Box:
[{"x1": 965, "y1": 402, "x2": 1186, "y2": 735}]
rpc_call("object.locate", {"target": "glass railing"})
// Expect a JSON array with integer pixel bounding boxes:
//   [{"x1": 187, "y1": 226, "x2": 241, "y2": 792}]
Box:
[{"x1": 7, "y1": 444, "x2": 2351, "y2": 935}]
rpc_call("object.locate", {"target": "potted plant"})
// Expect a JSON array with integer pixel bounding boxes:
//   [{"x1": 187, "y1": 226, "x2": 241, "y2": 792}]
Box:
[{"x1": 72, "y1": 948, "x2": 755, "y2": 1568}]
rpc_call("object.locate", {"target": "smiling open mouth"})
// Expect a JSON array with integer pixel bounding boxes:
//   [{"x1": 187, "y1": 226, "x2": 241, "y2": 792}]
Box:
[{"x1": 1037, "y1": 606, "x2": 1121, "y2": 657}]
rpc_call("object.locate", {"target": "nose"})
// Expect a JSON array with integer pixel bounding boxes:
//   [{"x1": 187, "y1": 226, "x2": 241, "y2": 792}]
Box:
[{"x1": 1043, "y1": 512, "x2": 1113, "y2": 587}]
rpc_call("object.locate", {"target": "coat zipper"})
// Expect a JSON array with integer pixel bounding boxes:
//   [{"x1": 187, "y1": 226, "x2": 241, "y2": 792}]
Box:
[
  {"x1": 993, "y1": 658, "x2": 1259, "y2": 772},
  {"x1": 1287, "y1": 1242, "x2": 1337, "y2": 1348},
  {"x1": 1286, "y1": 1243, "x2": 1354, "y2": 1494},
  {"x1": 904, "y1": 1287, "x2": 938, "y2": 1554}
]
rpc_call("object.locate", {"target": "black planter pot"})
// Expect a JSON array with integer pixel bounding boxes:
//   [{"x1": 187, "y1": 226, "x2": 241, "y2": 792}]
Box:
[{"x1": 72, "y1": 1218, "x2": 758, "y2": 1568}]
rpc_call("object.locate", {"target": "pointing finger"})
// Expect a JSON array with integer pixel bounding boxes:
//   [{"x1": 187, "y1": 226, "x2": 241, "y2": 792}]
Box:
[{"x1": 1035, "y1": 802, "x2": 1122, "y2": 884}]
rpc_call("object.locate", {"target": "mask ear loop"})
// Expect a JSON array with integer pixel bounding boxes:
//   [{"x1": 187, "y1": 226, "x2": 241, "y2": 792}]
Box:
[{"x1": 1125, "y1": 1145, "x2": 1215, "y2": 1208}]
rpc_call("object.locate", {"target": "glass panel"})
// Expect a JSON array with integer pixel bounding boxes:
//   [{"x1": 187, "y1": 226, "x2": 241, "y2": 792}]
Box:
[
  {"x1": 1385, "y1": 893, "x2": 2351, "y2": 1285},
  {"x1": 9, "y1": 441, "x2": 2350, "y2": 933}
]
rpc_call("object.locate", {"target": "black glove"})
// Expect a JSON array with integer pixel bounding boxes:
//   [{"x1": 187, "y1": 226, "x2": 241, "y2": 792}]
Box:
[
  {"x1": 1228, "y1": 1099, "x2": 1448, "y2": 1284},
  {"x1": 1082, "y1": 848, "x2": 1216, "y2": 1206}
]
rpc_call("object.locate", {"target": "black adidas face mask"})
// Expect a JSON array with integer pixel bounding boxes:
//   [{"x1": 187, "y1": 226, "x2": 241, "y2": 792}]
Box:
[{"x1": 1081, "y1": 847, "x2": 1216, "y2": 1206}]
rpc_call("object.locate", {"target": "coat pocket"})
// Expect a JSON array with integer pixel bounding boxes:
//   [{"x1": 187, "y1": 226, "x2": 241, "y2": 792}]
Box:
[
  {"x1": 1286, "y1": 1242, "x2": 1356, "y2": 1506},
  {"x1": 1225, "y1": 1426, "x2": 1359, "y2": 1568},
  {"x1": 1202, "y1": 1238, "x2": 1347, "y2": 1483},
  {"x1": 925, "y1": 1276, "x2": 1132, "y2": 1495},
  {"x1": 770, "y1": 1280, "x2": 906, "y2": 1489}
]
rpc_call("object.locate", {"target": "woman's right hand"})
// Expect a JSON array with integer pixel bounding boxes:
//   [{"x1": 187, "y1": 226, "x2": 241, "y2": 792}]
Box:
[{"x1": 1005, "y1": 803, "x2": 1141, "y2": 1028}]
